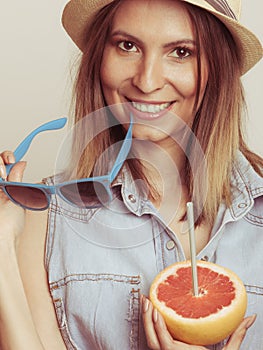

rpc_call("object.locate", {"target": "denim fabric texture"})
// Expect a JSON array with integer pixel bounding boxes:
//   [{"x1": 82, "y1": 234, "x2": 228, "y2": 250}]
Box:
[{"x1": 44, "y1": 152, "x2": 263, "y2": 350}]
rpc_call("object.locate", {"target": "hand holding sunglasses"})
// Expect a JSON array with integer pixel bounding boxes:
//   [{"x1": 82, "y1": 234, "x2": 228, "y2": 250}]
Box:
[{"x1": 0, "y1": 114, "x2": 133, "y2": 211}]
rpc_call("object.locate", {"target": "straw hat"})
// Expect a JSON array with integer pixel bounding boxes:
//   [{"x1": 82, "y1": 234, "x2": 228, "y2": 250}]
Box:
[{"x1": 62, "y1": 0, "x2": 262, "y2": 74}]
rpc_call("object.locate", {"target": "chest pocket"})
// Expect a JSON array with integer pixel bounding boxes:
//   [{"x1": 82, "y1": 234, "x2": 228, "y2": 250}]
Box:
[{"x1": 50, "y1": 273, "x2": 142, "y2": 350}]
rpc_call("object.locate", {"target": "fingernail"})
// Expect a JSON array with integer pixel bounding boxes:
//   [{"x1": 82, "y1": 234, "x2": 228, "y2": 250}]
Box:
[
  {"x1": 7, "y1": 156, "x2": 15, "y2": 164},
  {"x1": 143, "y1": 297, "x2": 149, "y2": 313},
  {"x1": 153, "y1": 308, "x2": 158, "y2": 323},
  {"x1": 246, "y1": 314, "x2": 257, "y2": 329}
]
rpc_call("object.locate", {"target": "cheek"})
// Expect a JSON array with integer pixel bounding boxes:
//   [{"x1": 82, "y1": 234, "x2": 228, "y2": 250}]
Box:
[
  {"x1": 170, "y1": 67, "x2": 198, "y2": 98},
  {"x1": 183, "y1": 76, "x2": 197, "y2": 97},
  {"x1": 100, "y1": 65, "x2": 113, "y2": 94},
  {"x1": 171, "y1": 62, "x2": 208, "y2": 102},
  {"x1": 100, "y1": 49, "x2": 130, "y2": 95},
  {"x1": 101, "y1": 49, "x2": 118, "y2": 92}
]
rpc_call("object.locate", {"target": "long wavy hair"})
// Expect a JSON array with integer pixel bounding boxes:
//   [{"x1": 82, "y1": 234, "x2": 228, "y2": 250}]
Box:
[{"x1": 65, "y1": 0, "x2": 263, "y2": 225}]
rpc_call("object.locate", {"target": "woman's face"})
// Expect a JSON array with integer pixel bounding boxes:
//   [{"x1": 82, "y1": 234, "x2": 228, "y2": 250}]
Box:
[{"x1": 100, "y1": 0, "x2": 208, "y2": 143}]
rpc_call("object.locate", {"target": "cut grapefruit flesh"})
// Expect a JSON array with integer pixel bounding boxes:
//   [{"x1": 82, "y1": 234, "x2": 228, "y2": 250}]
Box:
[{"x1": 149, "y1": 260, "x2": 247, "y2": 345}]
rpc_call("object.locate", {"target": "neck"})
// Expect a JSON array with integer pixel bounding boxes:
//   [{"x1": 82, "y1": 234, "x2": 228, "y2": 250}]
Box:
[
  {"x1": 132, "y1": 137, "x2": 187, "y2": 186},
  {"x1": 132, "y1": 137, "x2": 190, "y2": 224}
]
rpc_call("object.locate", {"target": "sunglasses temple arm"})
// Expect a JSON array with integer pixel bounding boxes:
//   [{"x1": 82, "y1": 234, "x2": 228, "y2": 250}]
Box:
[
  {"x1": 109, "y1": 114, "x2": 133, "y2": 182},
  {"x1": 5, "y1": 117, "x2": 67, "y2": 176}
]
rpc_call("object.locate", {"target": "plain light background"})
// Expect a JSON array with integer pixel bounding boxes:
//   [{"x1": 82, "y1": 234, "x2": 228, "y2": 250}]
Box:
[{"x1": 0, "y1": 1, "x2": 262, "y2": 182}]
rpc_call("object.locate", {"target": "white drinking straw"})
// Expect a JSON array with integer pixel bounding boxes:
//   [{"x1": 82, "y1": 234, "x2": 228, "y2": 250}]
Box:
[{"x1": 187, "y1": 202, "x2": 199, "y2": 296}]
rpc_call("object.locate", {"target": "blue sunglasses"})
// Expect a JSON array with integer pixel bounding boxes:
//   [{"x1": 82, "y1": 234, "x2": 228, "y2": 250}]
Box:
[{"x1": 0, "y1": 114, "x2": 133, "y2": 210}]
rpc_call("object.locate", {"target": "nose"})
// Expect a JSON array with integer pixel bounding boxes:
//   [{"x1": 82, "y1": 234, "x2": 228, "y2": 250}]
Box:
[{"x1": 132, "y1": 54, "x2": 165, "y2": 94}]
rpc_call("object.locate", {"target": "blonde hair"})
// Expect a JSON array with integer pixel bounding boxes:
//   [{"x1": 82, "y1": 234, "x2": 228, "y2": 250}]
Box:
[
  {"x1": 66, "y1": 1, "x2": 263, "y2": 225},
  {"x1": 186, "y1": 4, "x2": 263, "y2": 223}
]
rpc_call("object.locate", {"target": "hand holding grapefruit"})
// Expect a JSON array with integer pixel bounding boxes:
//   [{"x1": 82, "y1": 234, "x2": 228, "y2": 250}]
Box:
[{"x1": 149, "y1": 260, "x2": 247, "y2": 346}]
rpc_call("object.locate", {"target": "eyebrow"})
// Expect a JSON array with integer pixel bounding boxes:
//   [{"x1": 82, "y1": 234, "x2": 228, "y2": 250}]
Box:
[{"x1": 110, "y1": 30, "x2": 196, "y2": 48}]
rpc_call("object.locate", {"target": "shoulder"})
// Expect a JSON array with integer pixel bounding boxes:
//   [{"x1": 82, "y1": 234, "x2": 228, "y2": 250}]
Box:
[
  {"x1": 247, "y1": 195, "x2": 263, "y2": 226},
  {"x1": 229, "y1": 152, "x2": 263, "y2": 220},
  {"x1": 231, "y1": 152, "x2": 263, "y2": 198}
]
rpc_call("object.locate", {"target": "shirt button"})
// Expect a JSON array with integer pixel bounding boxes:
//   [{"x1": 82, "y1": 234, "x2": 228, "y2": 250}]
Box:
[
  {"x1": 166, "y1": 240, "x2": 175, "y2": 250},
  {"x1": 238, "y1": 202, "x2": 248, "y2": 209},
  {"x1": 128, "y1": 194, "x2": 136, "y2": 203},
  {"x1": 201, "y1": 255, "x2": 209, "y2": 261}
]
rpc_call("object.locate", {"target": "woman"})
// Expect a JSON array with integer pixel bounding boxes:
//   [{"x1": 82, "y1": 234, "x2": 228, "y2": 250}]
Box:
[{"x1": 0, "y1": 0, "x2": 262, "y2": 349}]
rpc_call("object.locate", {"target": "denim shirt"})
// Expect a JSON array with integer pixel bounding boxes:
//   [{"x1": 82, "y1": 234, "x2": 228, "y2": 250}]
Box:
[{"x1": 44, "y1": 152, "x2": 263, "y2": 350}]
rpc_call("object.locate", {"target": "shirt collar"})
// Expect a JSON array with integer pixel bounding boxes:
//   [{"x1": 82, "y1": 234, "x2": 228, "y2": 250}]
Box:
[
  {"x1": 114, "y1": 152, "x2": 263, "y2": 220},
  {"x1": 113, "y1": 166, "x2": 157, "y2": 215}
]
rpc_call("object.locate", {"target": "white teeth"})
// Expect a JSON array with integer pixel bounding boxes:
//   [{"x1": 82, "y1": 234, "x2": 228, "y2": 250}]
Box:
[{"x1": 131, "y1": 101, "x2": 171, "y2": 113}]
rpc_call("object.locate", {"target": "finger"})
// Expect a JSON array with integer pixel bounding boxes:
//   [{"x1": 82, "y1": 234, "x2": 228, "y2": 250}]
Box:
[
  {"x1": 0, "y1": 151, "x2": 15, "y2": 180},
  {"x1": 7, "y1": 161, "x2": 27, "y2": 182},
  {"x1": 152, "y1": 308, "x2": 175, "y2": 346},
  {"x1": 223, "y1": 314, "x2": 257, "y2": 350},
  {"x1": 0, "y1": 151, "x2": 16, "y2": 165},
  {"x1": 0, "y1": 164, "x2": 6, "y2": 180},
  {"x1": 153, "y1": 309, "x2": 208, "y2": 350},
  {"x1": 141, "y1": 295, "x2": 160, "y2": 350}
]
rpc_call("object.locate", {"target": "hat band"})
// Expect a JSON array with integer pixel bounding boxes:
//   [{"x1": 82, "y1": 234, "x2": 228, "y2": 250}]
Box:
[{"x1": 205, "y1": 0, "x2": 237, "y2": 20}]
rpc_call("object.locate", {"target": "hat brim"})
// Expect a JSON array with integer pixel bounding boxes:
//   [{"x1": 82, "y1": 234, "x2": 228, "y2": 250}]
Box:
[{"x1": 62, "y1": 0, "x2": 262, "y2": 74}]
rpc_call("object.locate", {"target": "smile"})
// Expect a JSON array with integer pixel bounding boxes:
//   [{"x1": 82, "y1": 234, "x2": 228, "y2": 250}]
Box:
[{"x1": 131, "y1": 101, "x2": 171, "y2": 113}]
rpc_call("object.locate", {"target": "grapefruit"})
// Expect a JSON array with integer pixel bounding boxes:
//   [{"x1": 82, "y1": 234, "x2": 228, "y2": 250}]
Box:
[{"x1": 149, "y1": 260, "x2": 247, "y2": 345}]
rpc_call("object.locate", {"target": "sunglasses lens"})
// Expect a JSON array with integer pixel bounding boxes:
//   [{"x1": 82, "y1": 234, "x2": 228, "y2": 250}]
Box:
[
  {"x1": 5, "y1": 185, "x2": 49, "y2": 210},
  {"x1": 60, "y1": 181, "x2": 109, "y2": 208}
]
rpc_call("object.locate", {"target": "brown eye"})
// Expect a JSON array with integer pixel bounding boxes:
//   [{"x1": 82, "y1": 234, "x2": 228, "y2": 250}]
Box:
[
  {"x1": 118, "y1": 41, "x2": 138, "y2": 52},
  {"x1": 170, "y1": 47, "x2": 192, "y2": 59}
]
